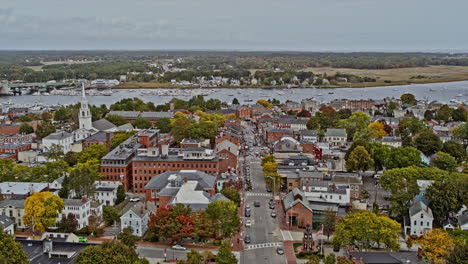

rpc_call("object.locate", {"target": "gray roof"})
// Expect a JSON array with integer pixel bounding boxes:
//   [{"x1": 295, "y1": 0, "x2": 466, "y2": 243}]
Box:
[
  {"x1": 145, "y1": 170, "x2": 216, "y2": 190},
  {"x1": 64, "y1": 199, "x2": 87, "y2": 207},
  {"x1": 117, "y1": 123, "x2": 134, "y2": 131},
  {"x1": 18, "y1": 239, "x2": 90, "y2": 264},
  {"x1": 82, "y1": 131, "x2": 112, "y2": 142},
  {"x1": 140, "y1": 112, "x2": 174, "y2": 120},
  {"x1": 107, "y1": 111, "x2": 140, "y2": 118},
  {"x1": 92, "y1": 119, "x2": 116, "y2": 131},
  {"x1": 325, "y1": 128, "x2": 346, "y2": 137},
  {"x1": 332, "y1": 173, "x2": 362, "y2": 185},
  {"x1": 43, "y1": 132, "x2": 72, "y2": 140},
  {"x1": 122, "y1": 201, "x2": 151, "y2": 218},
  {"x1": 409, "y1": 201, "x2": 433, "y2": 218},
  {"x1": 381, "y1": 136, "x2": 402, "y2": 142},
  {"x1": 0, "y1": 215, "x2": 14, "y2": 229},
  {"x1": 0, "y1": 198, "x2": 25, "y2": 209},
  {"x1": 300, "y1": 130, "x2": 319, "y2": 137},
  {"x1": 349, "y1": 251, "x2": 425, "y2": 264}
]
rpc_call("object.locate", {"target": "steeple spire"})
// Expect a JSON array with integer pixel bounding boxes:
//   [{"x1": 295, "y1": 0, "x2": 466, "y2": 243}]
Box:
[{"x1": 82, "y1": 82, "x2": 86, "y2": 98}]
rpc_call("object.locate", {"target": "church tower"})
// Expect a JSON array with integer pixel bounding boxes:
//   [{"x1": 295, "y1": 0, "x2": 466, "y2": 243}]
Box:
[{"x1": 79, "y1": 83, "x2": 92, "y2": 130}]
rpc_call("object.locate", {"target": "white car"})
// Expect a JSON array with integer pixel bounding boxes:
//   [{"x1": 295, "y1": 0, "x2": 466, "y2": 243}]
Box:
[
  {"x1": 172, "y1": 245, "x2": 186, "y2": 250},
  {"x1": 129, "y1": 197, "x2": 140, "y2": 202},
  {"x1": 245, "y1": 220, "x2": 252, "y2": 227}
]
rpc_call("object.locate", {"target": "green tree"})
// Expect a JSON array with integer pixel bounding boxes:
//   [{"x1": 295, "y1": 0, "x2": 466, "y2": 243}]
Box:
[
  {"x1": 78, "y1": 144, "x2": 107, "y2": 164},
  {"x1": 206, "y1": 200, "x2": 240, "y2": 239},
  {"x1": 368, "y1": 142, "x2": 390, "y2": 172},
  {"x1": 324, "y1": 254, "x2": 336, "y2": 264},
  {"x1": 306, "y1": 117, "x2": 319, "y2": 130},
  {"x1": 186, "y1": 249, "x2": 203, "y2": 264},
  {"x1": 337, "y1": 109, "x2": 352, "y2": 119},
  {"x1": 386, "y1": 146, "x2": 421, "y2": 169},
  {"x1": 19, "y1": 122, "x2": 34, "y2": 134},
  {"x1": 103, "y1": 206, "x2": 120, "y2": 225},
  {"x1": 333, "y1": 210, "x2": 400, "y2": 251},
  {"x1": 345, "y1": 146, "x2": 374, "y2": 173},
  {"x1": 216, "y1": 241, "x2": 237, "y2": 264},
  {"x1": 453, "y1": 123, "x2": 468, "y2": 144},
  {"x1": 220, "y1": 187, "x2": 241, "y2": 205},
  {"x1": 199, "y1": 120, "x2": 218, "y2": 141},
  {"x1": 170, "y1": 114, "x2": 192, "y2": 143},
  {"x1": 57, "y1": 213, "x2": 78, "y2": 233},
  {"x1": 436, "y1": 105, "x2": 454, "y2": 123},
  {"x1": 339, "y1": 112, "x2": 371, "y2": 140},
  {"x1": 117, "y1": 227, "x2": 139, "y2": 249},
  {"x1": 400, "y1": 93, "x2": 416, "y2": 105},
  {"x1": 414, "y1": 130, "x2": 443, "y2": 156},
  {"x1": 155, "y1": 117, "x2": 172, "y2": 133},
  {"x1": 446, "y1": 244, "x2": 468, "y2": 264},
  {"x1": 75, "y1": 241, "x2": 148, "y2": 264},
  {"x1": 323, "y1": 209, "x2": 337, "y2": 239},
  {"x1": 0, "y1": 227, "x2": 28, "y2": 264},
  {"x1": 442, "y1": 140, "x2": 466, "y2": 163},
  {"x1": 132, "y1": 117, "x2": 152, "y2": 129},
  {"x1": 64, "y1": 151, "x2": 80, "y2": 166},
  {"x1": 432, "y1": 152, "x2": 458, "y2": 171},
  {"x1": 232, "y1": 98, "x2": 239, "y2": 105},
  {"x1": 426, "y1": 178, "x2": 466, "y2": 223},
  {"x1": 105, "y1": 114, "x2": 127, "y2": 126},
  {"x1": 67, "y1": 162, "x2": 102, "y2": 198},
  {"x1": 345, "y1": 139, "x2": 369, "y2": 161},
  {"x1": 452, "y1": 107, "x2": 468, "y2": 122},
  {"x1": 23, "y1": 192, "x2": 64, "y2": 232},
  {"x1": 19, "y1": 115, "x2": 32, "y2": 122},
  {"x1": 35, "y1": 120, "x2": 56, "y2": 139},
  {"x1": 45, "y1": 144, "x2": 65, "y2": 161},
  {"x1": 115, "y1": 185, "x2": 126, "y2": 205},
  {"x1": 110, "y1": 131, "x2": 136, "y2": 149}
]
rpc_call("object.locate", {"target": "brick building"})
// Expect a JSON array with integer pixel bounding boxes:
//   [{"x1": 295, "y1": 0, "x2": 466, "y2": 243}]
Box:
[
  {"x1": 265, "y1": 128, "x2": 294, "y2": 143},
  {"x1": 82, "y1": 132, "x2": 113, "y2": 151},
  {"x1": 0, "y1": 141, "x2": 32, "y2": 160},
  {"x1": 0, "y1": 133, "x2": 35, "y2": 144}
]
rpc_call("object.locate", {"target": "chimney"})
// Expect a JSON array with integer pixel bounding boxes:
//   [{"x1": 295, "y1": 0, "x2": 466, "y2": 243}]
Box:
[
  {"x1": 106, "y1": 132, "x2": 111, "y2": 152},
  {"x1": 161, "y1": 144, "x2": 168, "y2": 156},
  {"x1": 145, "y1": 201, "x2": 148, "y2": 210},
  {"x1": 140, "y1": 206, "x2": 144, "y2": 215},
  {"x1": 81, "y1": 196, "x2": 87, "y2": 203},
  {"x1": 169, "y1": 103, "x2": 175, "y2": 111},
  {"x1": 183, "y1": 177, "x2": 188, "y2": 183}
]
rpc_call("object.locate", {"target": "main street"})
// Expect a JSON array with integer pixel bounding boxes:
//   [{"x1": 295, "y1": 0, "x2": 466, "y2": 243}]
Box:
[{"x1": 240, "y1": 125, "x2": 286, "y2": 264}]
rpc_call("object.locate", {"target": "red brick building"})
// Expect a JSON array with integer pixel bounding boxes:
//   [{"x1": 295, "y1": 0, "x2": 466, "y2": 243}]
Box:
[
  {"x1": 265, "y1": 128, "x2": 294, "y2": 143},
  {"x1": 82, "y1": 132, "x2": 113, "y2": 151},
  {"x1": 215, "y1": 133, "x2": 240, "y2": 173},
  {"x1": 0, "y1": 121, "x2": 41, "y2": 135},
  {"x1": 0, "y1": 142, "x2": 32, "y2": 160},
  {"x1": 0, "y1": 133, "x2": 35, "y2": 144}
]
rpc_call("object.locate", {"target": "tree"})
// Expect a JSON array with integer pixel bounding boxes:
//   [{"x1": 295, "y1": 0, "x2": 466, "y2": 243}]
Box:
[
  {"x1": 324, "y1": 254, "x2": 336, "y2": 264},
  {"x1": 186, "y1": 249, "x2": 203, "y2": 264},
  {"x1": 87, "y1": 210, "x2": 101, "y2": 236},
  {"x1": 345, "y1": 139, "x2": 369, "y2": 161},
  {"x1": 446, "y1": 244, "x2": 468, "y2": 264},
  {"x1": 132, "y1": 117, "x2": 152, "y2": 129},
  {"x1": 75, "y1": 241, "x2": 148, "y2": 264},
  {"x1": 426, "y1": 179, "x2": 466, "y2": 222},
  {"x1": 421, "y1": 229, "x2": 455, "y2": 264},
  {"x1": 345, "y1": 146, "x2": 374, "y2": 173},
  {"x1": 206, "y1": 200, "x2": 240, "y2": 239},
  {"x1": 452, "y1": 107, "x2": 468, "y2": 122},
  {"x1": 115, "y1": 185, "x2": 126, "y2": 205},
  {"x1": 316, "y1": 106, "x2": 338, "y2": 129},
  {"x1": 155, "y1": 117, "x2": 172, "y2": 133},
  {"x1": 368, "y1": 143, "x2": 390, "y2": 172},
  {"x1": 64, "y1": 151, "x2": 80, "y2": 166},
  {"x1": 199, "y1": 120, "x2": 218, "y2": 141},
  {"x1": 261, "y1": 155, "x2": 276, "y2": 166},
  {"x1": 339, "y1": 112, "x2": 371, "y2": 140},
  {"x1": 110, "y1": 131, "x2": 136, "y2": 149},
  {"x1": 333, "y1": 210, "x2": 400, "y2": 251},
  {"x1": 147, "y1": 204, "x2": 196, "y2": 243},
  {"x1": 19, "y1": 115, "x2": 32, "y2": 122},
  {"x1": 257, "y1": 100, "x2": 272, "y2": 108},
  {"x1": 105, "y1": 114, "x2": 127, "y2": 126},
  {"x1": 368, "y1": 121, "x2": 387, "y2": 138},
  {"x1": 170, "y1": 114, "x2": 192, "y2": 143},
  {"x1": 306, "y1": 117, "x2": 319, "y2": 130},
  {"x1": 453, "y1": 123, "x2": 468, "y2": 143},
  {"x1": 232, "y1": 98, "x2": 239, "y2": 105},
  {"x1": 220, "y1": 187, "x2": 241, "y2": 205},
  {"x1": 103, "y1": 206, "x2": 120, "y2": 225},
  {"x1": 57, "y1": 213, "x2": 78, "y2": 233},
  {"x1": 67, "y1": 162, "x2": 101, "y2": 198},
  {"x1": 442, "y1": 140, "x2": 466, "y2": 163},
  {"x1": 78, "y1": 144, "x2": 107, "y2": 164},
  {"x1": 19, "y1": 122, "x2": 34, "y2": 134},
  {"x1": 432, "y1": 152, "x2": 458, "y2": 171},
  {"x1": 337, "y1": 109, "x2": 352, "y2": 119},
  {"x1": 118, "y1": 227, "x2": 139, "y2": 249},
  {"x1": 436, "y1": 105, "x2": 454, "y2": 123},
  {"x1": 216, "y1": 240, "x2": 238, "y2": 264},
  {"x1": 45, "y1": 144, "x2": 65, "y2": 161},
  {"x1": 414, "y1": 130, "x2": 443, "y2": 156},
  {"x1": 35, "y1": 120, "x2": 56, "y2": 139},
  {"x1": 400, "y1": 93, "x2": 416, "y2": 105},
  {"x1": 262, "y1": 161, "x2": 278, "y2": 176},
  {"x1": 23, "y1": 192, "x2": 64, "y2": 232},
  {"x1": 0, "y1": 227, "x2": 28, "y2": 264},
  {"x1": 323, "y1": 209, "x2": 337, "y2": 239},
  {"x1": 386, "y1": 146, "x2": 421, "y2": 169}
]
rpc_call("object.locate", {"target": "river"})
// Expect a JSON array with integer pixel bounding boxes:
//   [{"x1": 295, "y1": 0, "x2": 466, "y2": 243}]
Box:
[{"x1": 1, "y1": 81, "x2": 467, "y2": 107}]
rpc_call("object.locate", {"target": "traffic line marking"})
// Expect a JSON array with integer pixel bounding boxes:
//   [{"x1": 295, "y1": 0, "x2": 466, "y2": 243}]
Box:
[{"x1": 244, "y1": 242, "x2": 282, "y2": 250}]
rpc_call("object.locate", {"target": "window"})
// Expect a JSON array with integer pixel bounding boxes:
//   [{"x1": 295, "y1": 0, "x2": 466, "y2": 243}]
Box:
[
  {"x1": 414, "y1": 221, "x2": 417, "y2": 225},
  {"x1": 427, "y1": 222, "x2": 430, "y2": 226},
  {"x1": 420, "y1": 213, "x2": 423, "y2": 218},
  {"x1": 420, "y1": 221, "x2": 423, "y2": 226}
]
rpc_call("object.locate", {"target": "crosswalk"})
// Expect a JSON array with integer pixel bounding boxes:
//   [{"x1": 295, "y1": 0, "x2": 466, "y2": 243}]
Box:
[
  {"x1": 246, "y1": 192, "x2": 272, "y2": 197},
  {"x1": 244, "y1": 242, "x2": 282, "y2": 250}
]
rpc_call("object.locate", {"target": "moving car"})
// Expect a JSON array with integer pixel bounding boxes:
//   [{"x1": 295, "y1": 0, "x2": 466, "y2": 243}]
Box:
[
  {"x1": 244, "y1": 235, "x2": 251, "y2": 244},
  {"x1": 78, "y1": 236, "x2": 88, "y2": 243},
  {"x1": 269, "y1": 203, "x2": 275, "y2": 209},
  {"x1": 276, "y1": 246, "x2": 284, "y2": 255},
  {"x1": 271, "y1": 211, "x2": 276, "y2": 217},
  {"x1": 129, "y1": 197, "x2": 140, "y2": 202},
  {"x1": 172, "y1": 245, "x2": 186, "y2": 250},
  {"x1": 245, "y1": 220, "x2": 252, "y2": 227},
  {"x1": 266, "y1": 187, "x2": 272, "y2": 193},
  {"x1": 254, "y1": 201, "x2": 260, "y2": 207}
]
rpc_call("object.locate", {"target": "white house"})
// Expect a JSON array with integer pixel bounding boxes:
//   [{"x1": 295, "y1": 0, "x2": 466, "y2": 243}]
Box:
[
  {"x1": 42, "y1": 132, "x2": 74, "y2": 154},
  {"x1": 59, "y1": 199, "x2": 91, "y2": 230},
  {"x1": 120, "y1": 202, "x2": 151, "y2": 237},
  {"x1": 324, "y1": 129, "x2": 347, "y2": 147},
  {"x1": 300, "y1": 130, "x2": 319, "y2": 143},
  {"x1": 0, "y1": 198, "x2": 26, "y2": 229},
  {"x1": 94, "y1": 181, "x2": 122, "y2": 206},
  {"x1": 0, "y1": 215, "x2": 14, "y2": 235},
  {"x1": 405, "y1": 201, "x2": 433, "y2": 236},
  {"x1": 379, "y1": 136, "x2": 402, "y2": 148}
]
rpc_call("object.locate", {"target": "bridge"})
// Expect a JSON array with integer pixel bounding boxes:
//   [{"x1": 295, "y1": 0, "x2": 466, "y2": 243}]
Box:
[{"x1": 0, "y1": 82, "x2": 73, "y2": 95}]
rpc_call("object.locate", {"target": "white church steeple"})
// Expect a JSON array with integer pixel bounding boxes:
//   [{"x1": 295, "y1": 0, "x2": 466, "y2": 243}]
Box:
[{"x1": 79, "y1": 83, "x2": 92, "y2": 130}]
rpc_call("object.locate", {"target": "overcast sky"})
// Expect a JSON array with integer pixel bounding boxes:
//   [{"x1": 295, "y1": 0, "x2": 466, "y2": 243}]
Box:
[{"x1": 1, "y1": 0, "x2": 467, "y2": 51}]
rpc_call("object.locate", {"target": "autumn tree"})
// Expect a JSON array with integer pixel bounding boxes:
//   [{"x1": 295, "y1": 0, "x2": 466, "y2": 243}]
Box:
[
  {"x1": 432, "y1": 152, "x2": 458, "y2": 171},
  {"x1": 75, "y1": 241, "x2": 148, "y2": 264},
  {"x1": 368, "y1": 121, "x2": 387, "y2": 138},
  {"x1": 110, "y1": 131, "x2": 137, "y2": 149},
  {"x1": 257, "y1": 100, "x2": 272, "y2": 108},
  {"x1": 345, "y1": 146, "x2": 374, "y2": 173},
  {"x1": 261, "y1": 155, "x2": 276, "y2": 166},
  {"x1": 170, "y1": 113, "x2": 192, "y2": 143},
  {"x1": 186, "y1": 249, "x2": 203, "y2": 264},
  {"x1": 421, "y1": 229, "x2": 455, "y2": 264},
  {"x1": 0, "y1": 227, "x2": 28, "y2": 264},
  {"x1": 400, "y1": 93, "x2": 416, "y2": 105},
  {"x1": 316, "y1": 105, "x2": 338, "y2": 129},
  {"x1": 147, "y1": 204, "x2": 196, "y2": 243},
  {"x1": 333, "y1": 210, "x2": 400, "y2": 251},
  {"x1": 23, "y1": 192, "x2": 64, "y2": 232}
]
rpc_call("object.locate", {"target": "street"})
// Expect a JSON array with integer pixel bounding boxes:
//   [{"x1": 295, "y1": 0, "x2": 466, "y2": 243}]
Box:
[{"x1": 240, "y1": 125, "x2": 286, "y2": 264}]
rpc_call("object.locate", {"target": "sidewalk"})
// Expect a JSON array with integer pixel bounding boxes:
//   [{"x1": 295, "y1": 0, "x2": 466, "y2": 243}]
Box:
[{"x1": 283, "y1": 240, "x2": 301, "y2": 264}]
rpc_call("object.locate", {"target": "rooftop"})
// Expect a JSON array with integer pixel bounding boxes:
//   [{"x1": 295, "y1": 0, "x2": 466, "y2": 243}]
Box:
[{"x1": 0, "y1": 182, "x2": 49, "y2": 195}]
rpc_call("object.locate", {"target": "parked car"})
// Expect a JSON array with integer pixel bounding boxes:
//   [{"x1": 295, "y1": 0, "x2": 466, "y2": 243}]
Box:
[
  {"x1": 244, "y1": 235, "x2": 251, "y2": 244},
  {"x1": 245, "y1": 220, "x2": 252, "y2": 227},
  {"x1": 276, "y1": 247, "x2": 284, "y2": 255},
  {"x1": 254, "y1": 201, "x2": 260, "y2": 207},
  {"x1": 129, "y1": 197, "x2": 140, "y2": 202},
  {"x1": 269, "y1": 203, "x2": 275, "y2": 209},
  {"x1": 245, "y1": 210, "x2": 251, "y2": 217},
  {"x1": 78, "y1": 236, "x2": 88, "y2": 243},
  {"x1": 266, "y1": 187, "x2": 272, "y2": 193},
  {"x1": 172, "y1": 245, "x2": 186, "y2": 250},
  {"x1": 271, "y1": 211, "x2": 276, "y2": 217}
]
